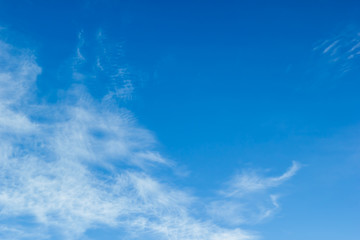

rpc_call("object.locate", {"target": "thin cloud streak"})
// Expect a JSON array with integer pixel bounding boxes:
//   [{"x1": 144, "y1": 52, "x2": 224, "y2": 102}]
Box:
[
  {"x1": 313, "y1": 27, "x2": 360, "y2": 75},
  {"x1": 224, "y1": 161, "x2": 300, "y2": 197},
  {"x1": 208, "y1": 162, "x2": 300, "y2": 225}
]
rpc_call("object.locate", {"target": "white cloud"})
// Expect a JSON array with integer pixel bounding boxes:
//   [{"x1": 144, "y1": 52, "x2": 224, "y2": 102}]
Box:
[
  {"x1": 0, "y1": 32, "x2": 301, "y2": 239},
  {"x1": 70, "y1": 29, "x2": 134, "y2": 101},
  {"x1": 313, "y1": 27, "x2": 360, "y2": 75},
  {"x1": 208, "y1": 162, "x2": 300, "y2": 225},
  {"x1": 224, "y1": 161, "x2": 300, "y2": 197},
  {"x1": 0, "y1": 38, "x2": 259, "y2": 240}
]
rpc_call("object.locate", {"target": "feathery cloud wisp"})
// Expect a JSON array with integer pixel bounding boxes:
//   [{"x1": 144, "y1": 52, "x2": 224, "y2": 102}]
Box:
[
  {"x1": 0, "y1": 33, "x2": 300, "y2": 239},
  {"x1": 313, "y1": 27, "x2": 360, "y2": 75},
  {"x1": 0, "y1": 37, "x2": 259, "y2": 240},
  {"x1": 225, "y1": 161, "x2": 300, "y2": 197},
  {"x1": 208, "y1": 162, "x2": 300, "y2": 225}
]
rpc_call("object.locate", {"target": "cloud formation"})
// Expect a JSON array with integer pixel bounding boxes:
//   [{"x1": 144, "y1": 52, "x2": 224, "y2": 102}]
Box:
[
  {"x1": 0, "y1": 35, "x2": 298, "y2": 240},
  {"x1": 313, "y1": 27, "x2": 360, "y2": 75},
  {"x1": 224, "y1": 161, "x2": 300, "y2": 197},
  {"x1": 208, "y1": 162, "x2": 300, "y2": 225},
  {"x1": 71, "y1": 30, "x2": 134, "y2": 101}
]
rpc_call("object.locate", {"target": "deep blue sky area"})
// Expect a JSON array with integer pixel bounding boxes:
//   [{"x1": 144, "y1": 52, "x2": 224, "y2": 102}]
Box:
[{"x1": 0, "y1": 1, "x2": 359, "y2": 240}]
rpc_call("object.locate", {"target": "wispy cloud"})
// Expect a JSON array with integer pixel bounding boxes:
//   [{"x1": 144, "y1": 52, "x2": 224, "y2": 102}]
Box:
[
  {"x1": 0, "y1": 33, "x2": 299, "y2": 239},
  {"x1": 70, "y1": 29, "x2": 134, "y2": 101},
  {"x1": 313, "y1": 27, "x2": 360, "y2": 75},
  {"x1": 224, "y1": 161, "x2": 300, "y2": 197},
  {"x1": 0, "y1": 36, "x2": 259, "y2": 240},
  {"x1": 208, "y1": 162, "x2": 300, "y2": 225}
]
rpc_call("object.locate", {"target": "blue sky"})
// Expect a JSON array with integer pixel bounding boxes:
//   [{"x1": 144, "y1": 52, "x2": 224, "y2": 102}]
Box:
[{"x1": 0, "y1": 0, "x2": 359, "y2": 239}]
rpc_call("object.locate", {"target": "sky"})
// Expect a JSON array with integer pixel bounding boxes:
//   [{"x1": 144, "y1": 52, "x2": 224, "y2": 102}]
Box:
[{"x1": 0, "y1": 0, "x2": 359, "y2": 239}]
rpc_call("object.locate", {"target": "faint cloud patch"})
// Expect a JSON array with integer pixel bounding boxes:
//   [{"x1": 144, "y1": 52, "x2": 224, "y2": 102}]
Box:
[
  {"x1": 208, "y1": 162, "x2": 300, "y2": 225},
  {"x1": 69, "y1": 29, "x2": 134, "y2": 101},
  {"x1": 313, "y1": 26, "x2": 360, "y2": 77},
  {"x1": 224, "y1": 161, "x2": 300, "y2": 197}
]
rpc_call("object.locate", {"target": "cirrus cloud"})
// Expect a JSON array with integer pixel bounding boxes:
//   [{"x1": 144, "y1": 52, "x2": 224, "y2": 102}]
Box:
[{"x1": 0, "y1": 33, "x2": 298, "y2": 240}]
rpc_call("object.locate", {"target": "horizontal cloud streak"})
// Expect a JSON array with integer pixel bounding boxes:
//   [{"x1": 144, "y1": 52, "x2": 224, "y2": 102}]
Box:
[{"x1": 224, "y1": 161, "x2": 300, "y2": 197}]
